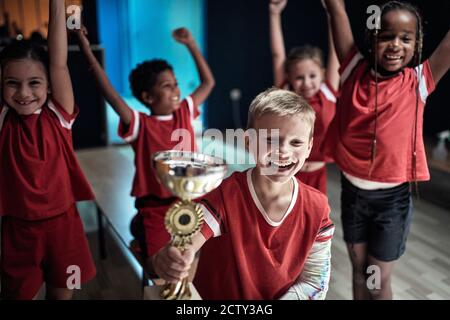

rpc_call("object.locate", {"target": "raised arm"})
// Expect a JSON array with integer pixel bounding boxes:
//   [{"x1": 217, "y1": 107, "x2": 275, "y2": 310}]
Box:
[
  {"x1": 173, "y1": 28, "x2": 215, "y2": 107},
  {"x1": 429, "y1": 30, "x2": 450, "y2": 85},
  {"x1": 75, "y1": 27, "x2": 132, "y2": 124},
  {"x1": 323, "y1": 0, "x2": 355, "y2": 63},
  {"x1": 48, "y1": 0, "x2": 75, "y2": 114},
  {"x1": 324, "y1": 4, "x2": 340, "y2": 91},
  {"x1": 269, "y1": 0, "x2": 288, "y2": 87}
]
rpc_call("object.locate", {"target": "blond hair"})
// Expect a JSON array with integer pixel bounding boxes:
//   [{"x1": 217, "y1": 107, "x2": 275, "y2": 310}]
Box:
[{"x1": 247, "y1": 87, "x2": 316, "y2": 140}]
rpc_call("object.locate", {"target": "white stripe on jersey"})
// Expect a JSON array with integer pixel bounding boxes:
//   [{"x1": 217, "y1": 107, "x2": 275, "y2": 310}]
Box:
[
  {"x1": 0, "y1": 106, "x2": 9, "y2": 133},
  {"x1": 186, "y1": 95, "x2": 195, "y2": 122},
  {"x1": 319, "y1": 83, "x2": 336, "y2": 103},
  {"x1": 414, "y1": 64, "x2": 429, "y2": 103},
  {"x1": 47, "y1": 101, "x2": 75, "y2": 130},
  {"x1": 124, "y1": 109, "x2": 141, "y2": 143},
  {"x1": 317, "y1": 224, "x2": 335, "y2": 241},
  {"x1": 340, "y1": 52, "x2": 364, "y2": 85},
  {"x1": 200, "y1": 203, "x2": 222, "y2": 237}
]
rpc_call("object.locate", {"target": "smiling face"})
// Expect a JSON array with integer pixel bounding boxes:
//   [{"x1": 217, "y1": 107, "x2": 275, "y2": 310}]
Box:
[
  {"x1": 146, "y1": 70, "x2": 181, "y2": 115},
  {"x1": 286, "y1": 58, "x2": 324, "y2": 99},
  {"x1": 2, "y1": 59, "x2": 49, "y2": 115},
  {"x1": 374, "y1": 9, "x2": 418, "y2": 73},
  {"x1": 249, "y1": 113, "x2": 313, "y2": 184}
]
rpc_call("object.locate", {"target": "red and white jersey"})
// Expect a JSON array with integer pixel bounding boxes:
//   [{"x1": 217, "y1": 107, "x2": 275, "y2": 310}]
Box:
[
  {"x1": 119, "y1": 96, "x2": 199, "y2": 199},
  {"x1": 194, "y1": 169, "x2": 334, "y2": 300},
  {"x1": 323, "y1": 47, "x2": 436, "y2": 183},
  {"x1": 307, "y1": 81, "x2": 337, "y2": 162},
  {"x1": 0, "y1": 99, "x2": 95, "y2": 220}
]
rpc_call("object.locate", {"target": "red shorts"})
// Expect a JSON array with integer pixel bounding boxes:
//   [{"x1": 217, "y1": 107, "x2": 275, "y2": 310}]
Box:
[
  {"x1": 296, "y1": 166, "x2": 327, "y2": 194},
  {"x1": 131, "y1": 196, "x2": 176, "y2": 257},
  {"x1": 0, "y1": 204, "x2": 96, "y2": 300}
]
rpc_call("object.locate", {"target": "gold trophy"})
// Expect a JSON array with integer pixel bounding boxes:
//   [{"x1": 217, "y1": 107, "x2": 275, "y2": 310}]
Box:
[{"x1": 149, "y1": 150, "x2": 227, "y2": 300}]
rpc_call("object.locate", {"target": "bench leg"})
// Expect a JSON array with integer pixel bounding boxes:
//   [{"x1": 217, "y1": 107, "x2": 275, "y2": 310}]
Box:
[{"x1": 96, "y1": 205, "x2": 107, "y2": 260}]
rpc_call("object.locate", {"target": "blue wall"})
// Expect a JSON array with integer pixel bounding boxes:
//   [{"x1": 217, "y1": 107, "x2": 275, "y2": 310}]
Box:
[{"x1": 97, "y1": 0, "x2": 205, "y2": 144}]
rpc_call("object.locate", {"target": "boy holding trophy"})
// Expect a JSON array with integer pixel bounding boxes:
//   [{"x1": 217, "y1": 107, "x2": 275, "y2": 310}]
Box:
[{"x1": 152, "y1": 88, "x2": 334, "y2": 300}]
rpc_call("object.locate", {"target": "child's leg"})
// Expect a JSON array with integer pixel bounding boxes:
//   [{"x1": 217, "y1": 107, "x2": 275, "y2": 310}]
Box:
[
  {"x1": 366, "y1": 256, "x2": 396, "y2": 300},
  {"x1": 366, "y1": 185, "x2": 412, "y2": 300},
  {"x1": 346, "y1": 243, "x2": 371, "y2": 300},
  {"x1": 1, "y1": 216, "x2": 46, "y2": 300},
  {"x1": 45, "y1": 205, "x2": 97, "y2": 299},
  {"x1": 340, "y1": 174, "x2": 372, "y2": 300},
  {"x1": 45, "y1": 286, "x2": 74, "y2": 300}
]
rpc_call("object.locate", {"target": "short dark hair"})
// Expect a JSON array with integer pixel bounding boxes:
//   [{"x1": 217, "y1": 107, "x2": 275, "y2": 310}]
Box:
[
  {"x1": 0, "y1": 40, "x2": 49, "y2": 76},
  {"x1": 284, "y1": 45, "x2": 324, "y2": 74},
  {"x1": 129, "y1": 59, "x2": 173, "y2": 105}
]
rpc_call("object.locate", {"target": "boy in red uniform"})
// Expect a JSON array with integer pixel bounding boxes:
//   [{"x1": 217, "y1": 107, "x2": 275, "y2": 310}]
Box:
[
  {"x1": 75, "y1": 26, "x2": 215, "y2": 272},
  {"x1": 0, "y1": 0, "x2": 96, "y2": 300},
  {"x1": 324, "y1": 0, "x2": 450, "y2": 299},
  {"x1": 152, "y1": 88, "x2": 335, "y2": 300},
  {"x1": 269, "y1": 0, "x2": 339, "y2": 194}
]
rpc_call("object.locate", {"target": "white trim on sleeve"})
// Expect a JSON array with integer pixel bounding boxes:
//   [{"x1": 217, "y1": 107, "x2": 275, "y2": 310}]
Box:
[
  {"x1": 124, "y1": 109, "x2": 141, "y2": 143},
  {"x1": 0, "y1": 106, "x2": 9, "y2": 133},
  {"x1": 320, "y1": 83, "x2": 336, "y2": 103},
  {"x1": 414, "y1": 64, "x2": 429, "y2": 103},
  {"x1": 47, "y1": 101, "x2": 75, "y2": 130},
  {"x1": 340, "y1": 52, "x2": 364, "y2": 85},
  {"x1": 200, "y1": 203, "x2": 222, "y2": 237},
  {"x1": 186, "y1": 95, "x2": 195, "y2": 122}
]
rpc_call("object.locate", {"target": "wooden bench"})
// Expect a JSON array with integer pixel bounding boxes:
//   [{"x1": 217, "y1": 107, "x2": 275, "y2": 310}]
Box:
[{"x1": 75, "y1": 147, "x2": 153, "y2": 285}]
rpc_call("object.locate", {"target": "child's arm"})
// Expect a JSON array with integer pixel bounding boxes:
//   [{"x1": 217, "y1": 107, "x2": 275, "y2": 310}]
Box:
[
  {"x1": 152, "y1": 233, "x2": 206, "y2": 282},
  {"x1": 324, "y1": 1, "x2": 340, "y2": 91},
  {"x1": 279, "y1": 237, "x2": 332, "y2": 300},
  {"x1": 48, "y1": 0, "x2": 75, "y2": 114},
  {"x1": 429, "y1": 30, "x2": 450, "y2": 85},
  {"x1": 323, "y1": 0, "x2": 355, "y2": 64},
  {"x1": 74, "y1": 27, "x2": 133, "y2": 125},
  {"x1": 173, "y1": 28, "x2": 215, "y2": 107},
  {"x1": 269, "y1": 0, "x2": 288, "y2": 88}
]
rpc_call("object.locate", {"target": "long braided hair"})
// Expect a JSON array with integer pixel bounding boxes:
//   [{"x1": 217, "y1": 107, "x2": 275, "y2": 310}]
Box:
[{"x1": 366, "y1": 1, "x2": 424, "y2": 192}]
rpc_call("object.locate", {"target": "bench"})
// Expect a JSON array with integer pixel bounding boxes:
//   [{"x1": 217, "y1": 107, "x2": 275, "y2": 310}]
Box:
[{"x1": 75, "y1": 147, "x2": 151, "y2": 283}]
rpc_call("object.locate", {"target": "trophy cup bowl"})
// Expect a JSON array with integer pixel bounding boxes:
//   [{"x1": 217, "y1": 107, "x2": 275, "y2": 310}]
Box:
[{"x1": 151, "y1": 151, "x2": 227, "y2": 300}]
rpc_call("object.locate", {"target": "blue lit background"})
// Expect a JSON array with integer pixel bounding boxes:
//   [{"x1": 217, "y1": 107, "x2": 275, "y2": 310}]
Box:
[{"x1": 97, "y1": 0, "x2": 206, "y2": 144}]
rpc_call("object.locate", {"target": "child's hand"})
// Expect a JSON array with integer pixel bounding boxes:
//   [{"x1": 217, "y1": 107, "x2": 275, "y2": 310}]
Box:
[
  {"x1": 172, "y1": 27, "x2": 194, "y2": 46},
  {"x1": 72, "y1": 25, "x2": 90, "y2": 47},
  {"x1": 269, "y1": 0, "x2": 287, "y2": 15},
  {"x1": 152, "y1": 244, "x2": 196, "y2": 283}
]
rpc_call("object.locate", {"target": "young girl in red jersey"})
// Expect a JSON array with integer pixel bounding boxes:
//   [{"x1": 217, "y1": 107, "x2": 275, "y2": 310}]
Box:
[
  {"x1": 0, "y1": 0, "x2": 96, "y2": 300},
  {"x1": 75, "y1": 25, "x2": 215, "y2": 276},
  {"x1": 324, "y1": 0, "x2": 450, "y2": 299},
  {"x1": 269, "y1": 0, "x2": 339, "y2": 194}
]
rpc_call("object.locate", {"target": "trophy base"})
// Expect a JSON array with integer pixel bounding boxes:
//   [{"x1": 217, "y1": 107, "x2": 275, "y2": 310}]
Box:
[{"x1": 143, "y1": 282, "x2": 202, "y2": 300}]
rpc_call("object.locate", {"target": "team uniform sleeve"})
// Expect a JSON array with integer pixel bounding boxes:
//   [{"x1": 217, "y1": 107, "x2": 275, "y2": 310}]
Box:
[
  {"x1": 197, "y1": 187, "x2": 227, "y2": 241},
  {"x1": 118, "y1": 108, "x2": 141, "y2": 143},
  {"x1": 320, "y1": 81, "x2": 338, "y2": 103},
  {"x1": 0, "y1": 105, "x2": 8, "y2": 133},
  {"x1": 47, "y1": 98, "x2": 78, "y2": 130},
  {"x1": 339, "y1": 46, "x2": 365, "y2": 86},
  {"x1": 185, "y1": 95, "x2": 200, "y2": 121},
  {"x1": 414, "y1": 60, "x2": 436, "y2": 104},
  {"x1": 279, "y1": 206, "x2": 335, "y2": 300}
]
